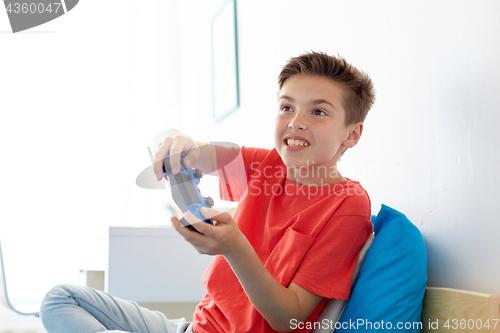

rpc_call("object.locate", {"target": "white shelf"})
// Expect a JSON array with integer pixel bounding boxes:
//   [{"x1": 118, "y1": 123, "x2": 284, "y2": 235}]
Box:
[{"x1": 107, "y1": 227, "x2": 214, "y2": 303}]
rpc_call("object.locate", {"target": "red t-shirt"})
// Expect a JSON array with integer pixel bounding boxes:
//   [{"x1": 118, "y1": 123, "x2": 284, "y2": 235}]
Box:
[{"x1": 193, "y1": 146, "x2": 372, "y2": 333}]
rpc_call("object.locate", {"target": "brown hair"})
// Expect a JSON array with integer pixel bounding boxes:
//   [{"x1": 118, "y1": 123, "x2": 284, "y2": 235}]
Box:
[{"x1": 278, "y1": 51, "x2": 375, "y2": 125}]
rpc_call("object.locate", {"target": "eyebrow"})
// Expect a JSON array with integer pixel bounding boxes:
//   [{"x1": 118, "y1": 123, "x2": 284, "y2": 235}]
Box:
[{"x1": 279, "y1": 95, "x2": 337, "y2": 110}]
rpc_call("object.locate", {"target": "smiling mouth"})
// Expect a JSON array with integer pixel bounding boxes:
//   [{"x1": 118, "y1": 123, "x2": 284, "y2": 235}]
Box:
[{"x1": 285, "y1": 139, "x2": 310, "y2": 147}]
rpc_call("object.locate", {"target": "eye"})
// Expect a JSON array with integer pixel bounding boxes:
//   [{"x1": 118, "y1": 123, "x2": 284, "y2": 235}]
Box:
[
  {"x1": 281, "y1": 105, "x2": 293, "y2": 112},
  {"x1": 313, "y1": 109, "x2": 327, "y2": 116}
]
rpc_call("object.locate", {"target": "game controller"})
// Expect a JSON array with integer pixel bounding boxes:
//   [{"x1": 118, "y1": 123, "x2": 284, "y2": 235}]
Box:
[{"x1": 163, "y1": 153, "x2": 214, "y2": 232}]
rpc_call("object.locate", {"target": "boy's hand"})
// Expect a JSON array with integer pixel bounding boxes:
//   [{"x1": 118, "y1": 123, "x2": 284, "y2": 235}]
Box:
[
  {"x1": 153, "y1": 129, "x2": 200, "y2": 180},
  {"x1": 171, "y1": 207, "x2": 248, "y2": 256}
]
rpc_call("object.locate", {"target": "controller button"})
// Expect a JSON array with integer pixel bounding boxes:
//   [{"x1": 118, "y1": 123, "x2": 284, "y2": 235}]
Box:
[
  {"x1": 205, "y1": 197, "x2": 214, "y2": 207},
  {"x1": 193, "y1": 169, "x2": 203, "y2": 179}
]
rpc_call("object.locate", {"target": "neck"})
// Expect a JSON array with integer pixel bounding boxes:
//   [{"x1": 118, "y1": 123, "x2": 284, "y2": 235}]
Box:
[{"x1": 286, "y1": 164, "x2": 345, "y2": 186}]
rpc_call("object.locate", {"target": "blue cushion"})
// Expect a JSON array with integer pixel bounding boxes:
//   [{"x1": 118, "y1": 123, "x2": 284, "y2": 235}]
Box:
[{"x1": 336, "y1": 205, "x2": 427, "y2": 332}]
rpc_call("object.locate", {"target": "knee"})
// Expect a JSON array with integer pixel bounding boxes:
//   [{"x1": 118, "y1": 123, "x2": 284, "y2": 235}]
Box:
[
  {"x1": 39, "y1": 284, "x2": 72, "y2": 329},
  {"x1": 40, "y1": 284, "x2": 81, "y2": 315},
  {"x1": 43, "y1": 283, "x2": 77, "y2": 300}
]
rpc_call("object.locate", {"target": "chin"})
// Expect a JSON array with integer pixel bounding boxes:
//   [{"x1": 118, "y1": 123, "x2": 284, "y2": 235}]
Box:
[{"x1": 280, "y1": 155, "x2": 309, "y2": 169}]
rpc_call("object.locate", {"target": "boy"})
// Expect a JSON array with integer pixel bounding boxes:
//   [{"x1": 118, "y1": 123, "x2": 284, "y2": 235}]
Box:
[{"x1": 40, "y1": 51, "x2": 375, "y2": 333}]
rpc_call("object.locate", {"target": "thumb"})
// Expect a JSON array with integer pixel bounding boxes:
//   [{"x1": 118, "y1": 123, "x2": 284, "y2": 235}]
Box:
[{"x1": 200, "y1": 207, "x2": 232, "y2": 224}]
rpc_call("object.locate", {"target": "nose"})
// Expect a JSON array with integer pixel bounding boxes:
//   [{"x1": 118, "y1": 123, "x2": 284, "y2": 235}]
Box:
[{"x1": 288, "y1": 111, "x2": 307, "y2": 130}]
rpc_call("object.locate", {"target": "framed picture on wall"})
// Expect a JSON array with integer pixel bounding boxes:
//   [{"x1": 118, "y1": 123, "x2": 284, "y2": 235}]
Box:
[{"x1": 211, "y1": 0, "x2": 239, "y2": 122}]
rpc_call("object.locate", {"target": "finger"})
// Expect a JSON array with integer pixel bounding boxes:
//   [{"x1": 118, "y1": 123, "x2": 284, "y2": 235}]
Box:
[
  {"x1": 183, "y1": 211, "x2": 203, "y2": 225},
  {"x1": 168, "y1": 142, "x2": 185, "y2": 175},
  {"x1": 171, "y1": 215, "x2": 183, "y2": 231},
  {"x1": 172, "y1": 216, "x2": 207, "y2": 247},
  {"x1": 183, "y1": 145, "x2": 200, "y2": 169},
  {"x1": 169, "y1": 141, "x2": 198, "y2": 174},
  {"x1": 199, "y1": 207, "x2": 231, "y2": 223},
  {"x1": 171, "y1": 216, "x2": 197, "y2": 237},
  {"x1": 183, "y1": 211, "x2": 213, "y2": 234},
  {"x1": 153, "y1": 137, "x2": 174, "y2": 180},
  {"x1": 158, "y1": 142, "x2": 167, "y2": 179}
]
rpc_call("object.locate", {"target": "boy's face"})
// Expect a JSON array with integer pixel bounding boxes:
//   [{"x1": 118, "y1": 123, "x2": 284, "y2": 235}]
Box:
[{"x1": 275, "y1": 74, "x2": 362, "y2": 183}]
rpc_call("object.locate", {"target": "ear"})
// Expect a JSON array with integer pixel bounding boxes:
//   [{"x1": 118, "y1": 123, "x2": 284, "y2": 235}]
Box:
[{"x1": 342, "y1": 122, "x2": 364, "y2": 149}]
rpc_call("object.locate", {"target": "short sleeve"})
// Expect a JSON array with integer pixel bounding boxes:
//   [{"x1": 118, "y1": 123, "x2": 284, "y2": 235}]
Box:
[
  {"x1": 292, "y1": 214, "x2": 372, "y2": 300},
  {"x1": 216, "y1": 146, "x2": 271, "y2": 202}
]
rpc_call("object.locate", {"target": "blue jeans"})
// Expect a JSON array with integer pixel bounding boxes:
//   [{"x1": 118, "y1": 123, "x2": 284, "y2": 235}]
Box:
[{"x1": 40, "y1": 284, "x2": 193, "y2": 333}]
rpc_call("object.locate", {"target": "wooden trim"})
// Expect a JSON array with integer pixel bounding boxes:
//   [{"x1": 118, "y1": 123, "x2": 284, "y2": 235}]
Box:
[
  {"x1": 422, "y1": 287, "x2": 500, "y2": 333},
  {"x1": 491, "y1": 295, "x2": 500, "y2": 333}
]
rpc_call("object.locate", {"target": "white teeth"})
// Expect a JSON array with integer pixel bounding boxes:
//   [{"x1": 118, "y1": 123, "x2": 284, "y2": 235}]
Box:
[{"x1": 286, "y1": 139, "x2": 310, "y2": 147}]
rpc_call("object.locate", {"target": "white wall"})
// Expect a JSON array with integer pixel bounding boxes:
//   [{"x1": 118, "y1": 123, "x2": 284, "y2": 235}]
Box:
[
  {"x1": 175, "y1": 0, "x2": 500, "y2": 295},
  {"x1": 0, "y1": 0, "x2": 183, "y2": 309}
]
